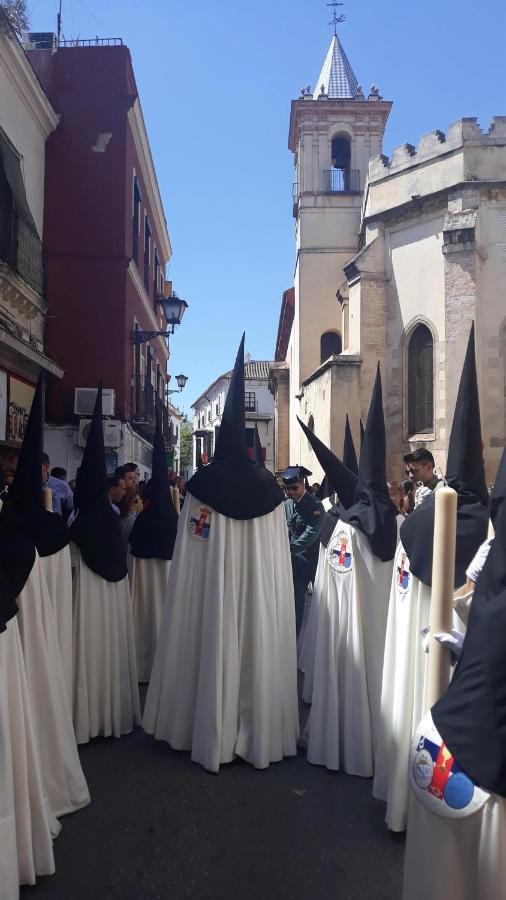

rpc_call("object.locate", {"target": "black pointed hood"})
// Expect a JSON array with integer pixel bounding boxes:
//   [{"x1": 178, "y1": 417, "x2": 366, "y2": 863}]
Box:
[
  {"x1": 360, "y1": 419, "x2": 365, "y2": 448},
  {"x1": 401, "y1": 325, "x2": 489, "y2": 587},
  {"x1": 70, "y1": 386, "x2": 127, "y2": 581},
  {"x1": 343, "y1": 414, "x2": 358, "y2": 476},
  {"x1": 317, "y1": 475, "x2": 332, "y2": 501},
  {"x1": 297, "y1": 417, "x2": 357, "y2": 509},
  {"x1": 0, "y1": 503, "x2": 33, "y2": 628},
  {"x1": 6, "y1": 375, "x2": 68, "y2": 557},
  {"x1": 0, "y1": 558, "x2": 19, "y2": 632},
  {"x1": 252, "y1": 424, "x2": 265, "y2": 467},
  {"x1": 129, "y1": 411, "x2": 178, "y2": 559},
  {"x1": 433, "y1": 446, "x2": 506, "y2": 797},
  {"x1": 339, "y1": 365, "x2": 398, "y2": 561},
  {"x1": 187, "y1": 336, "x2": 284, "y2": 519},
  {"x1": 490, "y1": 442, "x2": 506, "y2": 524}
]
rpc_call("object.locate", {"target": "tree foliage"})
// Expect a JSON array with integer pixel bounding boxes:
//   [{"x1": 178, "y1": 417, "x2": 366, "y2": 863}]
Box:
[
  {"x1": 0, "y1": 0, "x2": 29, "y2": 38},
  {"x1": 180, "y1": 420, "x2": 193, "y2": 469}
]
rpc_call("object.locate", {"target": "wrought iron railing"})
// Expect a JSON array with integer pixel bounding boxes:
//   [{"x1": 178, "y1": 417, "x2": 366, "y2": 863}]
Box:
[
  {"x1": 59, "y1": 38, "x2": 123, "y2": 47},
  {"x1": 323, "y1": 168, "x2": 360, "y2": 193},
  {"x1": 245, "y1": 400, "x2": 259, "y2": 412},
  {"x1": 0, "y1": 204, "x2": 44, "y2": 296}
]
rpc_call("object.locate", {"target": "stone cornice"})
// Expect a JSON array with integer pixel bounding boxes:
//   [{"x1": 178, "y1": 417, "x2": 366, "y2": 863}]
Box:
[
  {"x1": 0, "y1": 323, "x2": 63, "y2": 378},
  {"x1": 0, "y1": 22, "x2": 59, "y2": 138},
  {"x1": 127, "y1": 260, "x2": 169, "y2": 360},
  {"x1": 128, "y1": 100, "x2": 172, "y2": 262}
]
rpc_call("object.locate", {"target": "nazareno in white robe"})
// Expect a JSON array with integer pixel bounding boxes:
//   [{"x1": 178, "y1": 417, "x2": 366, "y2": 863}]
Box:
[
  {"x1": 297, "y1": 541, "x2": 325, "y2": 704},
  {"x1": 40, "y1": 545, "x2": 73, "y2": 707},
  {"x1": 15, "y1": 551, "x2": 90, "y2": 819},
  {"x1": 130, "y1": 555, "x2": 171, "y2": 682},
  {"x1": 72, "y1": 545, "x2": 140, "y2": 744},
  {"x1": 373, "y1": 541, "x2": 430, "y2": 831},
  {"x1": 306, "y1": 520, "x2": 394, "y2": 775},
  {"x1": 403, "y1": 789, "x2": 506, "y2": 900},
  {"x1": 143, "y1": 493, "x2": 300, "y2": 773},
  {"x1": 0, "y1": 619, "x2": 57, "y2": 894}
]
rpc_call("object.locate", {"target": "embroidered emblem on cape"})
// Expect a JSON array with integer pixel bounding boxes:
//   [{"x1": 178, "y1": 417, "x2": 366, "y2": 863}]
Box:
[
  {"x1": 395, "y1": 547, "x2": 411, "y2": 595},
  {"x1": 409, "y1": 713, "x2": 489, "y2": 819},
  {"x1": 188, "y1": 504, "x2": 212, "y2": 541},
  {"x1": 327, "y1": 531, "x2": 353, "y2": 573}
]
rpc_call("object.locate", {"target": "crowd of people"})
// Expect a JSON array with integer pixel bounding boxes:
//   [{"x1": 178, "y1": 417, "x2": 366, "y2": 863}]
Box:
[{"x1": 0, "y1": 326, "x2": 505, "y2": 899}]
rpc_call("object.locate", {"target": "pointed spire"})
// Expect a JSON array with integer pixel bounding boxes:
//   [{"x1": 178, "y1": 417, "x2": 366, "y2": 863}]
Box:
[
  {"x1": 252, "y1": 424, "x2": 265, "y2": 467},
  {"x1": 297, "y1": 416, "x2": 357, "y2": 508},
  {"x1": 75, "y1": 384, "x2": 107, "y2": 512},
  {"x1": 357, "y1": 364, "x2": 388, "y2": 497},
  {"x1": 314, "y1": 34, "x2": 359, "y2": 99},
  {"x1": 9, "y1": 374, "x2": 44, "y2": 510},
  {"x1": 445, "y1": 323, "x2": 488, "y2": 503},
  {"x1": 342, "y1": 413, "x2": 358, "y2": 476},
  {"x1": 213, "y1": 334, "x2": 248, "y2": 464}
]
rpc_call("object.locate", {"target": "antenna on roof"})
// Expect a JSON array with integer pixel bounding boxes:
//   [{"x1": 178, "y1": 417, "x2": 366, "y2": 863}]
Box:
[
  {"x1": 57, "y1": 0, "x2": 63, "y2": 45},
  {"x1": 327, "y1": 0, "x2": 345, "y2": 36}
]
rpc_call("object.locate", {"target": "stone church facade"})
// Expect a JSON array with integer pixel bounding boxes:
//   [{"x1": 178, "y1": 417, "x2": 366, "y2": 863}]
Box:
[{"x1": 270, "y1": 33, "x2": 506, "y2": 484}]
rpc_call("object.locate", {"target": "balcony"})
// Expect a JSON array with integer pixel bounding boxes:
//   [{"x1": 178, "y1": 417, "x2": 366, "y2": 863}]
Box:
[
  {"x1": 322, "y1": 168, "x2": 360, "y2": 193},
  {"x1": 133, "y1": 376, "x2": 174, "y2": 446},
  {"x1": 0, "y1": 188, "x2": 45, "y2": 298}
]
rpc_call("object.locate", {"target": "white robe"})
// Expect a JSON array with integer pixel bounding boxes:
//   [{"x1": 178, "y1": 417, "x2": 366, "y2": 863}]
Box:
[
  {"x1": 373, "y1": 542, "x2": 431, "y2": 830},
  {"x1": 297, "y1": 541, "x2": 325, "y2": 704},
  {"x1": 130, "y1": 556, "x2": 171, "y2": 682},
  {"x1": 15, "y1": 552, "x2": 90, "y2": 819},
  {"x1": 72, "y1": 546, "x2": 140, "y2": 744},
  {"x1": 40, "y1": 546, "x2": 73, "y2": 707},
  {"x1": 143, "y1": 495, "x2": 299, "y2": 773},
  {"x1": 306, "y1": 520, "x2": 394, "y2": 775},
  {"x1": 403, "y1": 792, "x2": 506, "y2": 900},
  {"x1": 0, "y1": 620, "x2": 56, "y2": 894}
]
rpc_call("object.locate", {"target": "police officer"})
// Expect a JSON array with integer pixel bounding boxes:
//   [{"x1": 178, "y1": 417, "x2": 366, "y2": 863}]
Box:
[{"x1": 282, "y1": 466, "x2": 325, "y2": 635}]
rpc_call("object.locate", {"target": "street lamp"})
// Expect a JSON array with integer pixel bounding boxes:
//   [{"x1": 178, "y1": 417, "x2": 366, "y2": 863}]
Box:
[
  {"x1": 166, "y1": 372, "x2": 188, "y2": 399},
  {"x1": 132, "y1": 290, "x2": 189, "y2": 344}
]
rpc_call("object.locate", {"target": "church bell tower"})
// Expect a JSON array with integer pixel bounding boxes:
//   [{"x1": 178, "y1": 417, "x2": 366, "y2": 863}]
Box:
[{"x1": 288, "y1": 17, "x2": 392, "y2": 448}]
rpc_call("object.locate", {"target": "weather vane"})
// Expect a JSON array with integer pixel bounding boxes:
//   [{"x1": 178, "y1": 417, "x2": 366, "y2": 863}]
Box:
[{"x1": 327, "y1": 1, "x2": 345, "y2": 35}]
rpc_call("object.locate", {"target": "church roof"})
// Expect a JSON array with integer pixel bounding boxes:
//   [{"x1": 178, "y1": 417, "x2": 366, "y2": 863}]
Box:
[{"x1": 314, "y1": 34, "x2": 359, "y2": 99}]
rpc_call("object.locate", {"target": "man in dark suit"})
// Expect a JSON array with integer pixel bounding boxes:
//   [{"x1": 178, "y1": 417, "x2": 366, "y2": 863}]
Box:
[{"x1": 282, "y1": 466, "x2": 325, "y2": 635}]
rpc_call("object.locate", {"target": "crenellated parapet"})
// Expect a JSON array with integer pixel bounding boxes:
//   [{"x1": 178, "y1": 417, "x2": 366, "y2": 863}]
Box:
[{"x1": 368, "y1": 117, "x2": 506, "y2": 182}]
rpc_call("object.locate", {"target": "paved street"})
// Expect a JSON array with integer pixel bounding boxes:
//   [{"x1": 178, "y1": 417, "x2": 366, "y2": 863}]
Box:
[{"x1": 21, "y1": 695, "x2": 404, "y2": 900}]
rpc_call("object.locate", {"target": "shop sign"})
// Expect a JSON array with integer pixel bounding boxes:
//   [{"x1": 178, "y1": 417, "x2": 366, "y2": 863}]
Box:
[{"x1": 8, "y1": 375, "x2": 35, "y2": 444}]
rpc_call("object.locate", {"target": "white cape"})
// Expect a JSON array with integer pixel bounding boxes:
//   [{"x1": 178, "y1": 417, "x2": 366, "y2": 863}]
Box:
[
  {"x1": 403, "y1": 792, "x2": 506, "y2": 900},
  {"x1": 143, "y1": 494, "x2": 300, "y2": 773},
  {"x1": 297, "y1": 541, "x2": 326, "y2": 704},
  {"x1": 373, "y1": 542, "x2": 430, "y2": 831},
  {"x1": 130, "y1": 556, "x2": 171, "y2": 682},
  {"x1": 306, "y1": 520, "x2": 393, "y2": 775},
  {"x1": 0, "y1": 620, "x2": 56, "y2": 894},
  {"x1": 72, "y1": 546, "x2": 140, "y2": 744},
  {"x1": 40, "y1": 546, "x2": 73, "y2": 707},
  {"x1": 15, "y1": 552, "x2": 90, "y2": 819}
]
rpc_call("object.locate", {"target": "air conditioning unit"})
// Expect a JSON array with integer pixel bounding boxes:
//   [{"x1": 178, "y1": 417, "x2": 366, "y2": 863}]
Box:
[
  {"x1": 78, "y1": 419, "x2": 121, "y2": 448},
  {"x1": 23, "y1": 32, "x2": 56, "y2": 50},
  {"x1": 74, "y1": 388, "x2": 115, "y2": 417}
]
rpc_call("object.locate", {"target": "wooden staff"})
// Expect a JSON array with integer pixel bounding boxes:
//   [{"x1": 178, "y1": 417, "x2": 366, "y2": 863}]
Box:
[
  {"x1": 42, "y1": 486, "x2": 53, "y2": 511},
  {"x1": 172, "y1": 486, "x2": 180, "y2": 514},
  {"x1": 425, "y1": 486, "x2": 458, "y2": 711}
]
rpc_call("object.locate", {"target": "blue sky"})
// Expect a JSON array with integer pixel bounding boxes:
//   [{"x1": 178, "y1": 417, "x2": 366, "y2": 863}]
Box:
[{"x1": 29, "y1": 0, "x2": 505, "y2": 415}]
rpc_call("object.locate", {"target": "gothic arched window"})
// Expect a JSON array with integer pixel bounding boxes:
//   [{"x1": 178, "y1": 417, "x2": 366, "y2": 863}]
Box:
[
  {"x1": 321, "y1": 331, "x2": 342, "y2": 364},
  {"x1": 408, "y1": 324, "x2": 434, "y2": 435}
]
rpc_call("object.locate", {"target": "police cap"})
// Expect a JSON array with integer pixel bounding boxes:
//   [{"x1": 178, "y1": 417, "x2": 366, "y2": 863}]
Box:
[{"x1": 280, "y1": 465, "x2": 312, "y2": 486}]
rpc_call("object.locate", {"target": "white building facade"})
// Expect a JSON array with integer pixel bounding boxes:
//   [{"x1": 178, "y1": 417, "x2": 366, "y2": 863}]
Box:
[
  {"x1": 192, "y1": 361, "x2": 275, "y2": 472},
  {"x1": 272, "y1": 30, "x2": 506, "y2": 485}
]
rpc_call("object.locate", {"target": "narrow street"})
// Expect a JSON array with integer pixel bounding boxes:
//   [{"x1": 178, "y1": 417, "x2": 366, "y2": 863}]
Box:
[{"x1": 22, "y1": 695, "x2": 404, "y2": 900}]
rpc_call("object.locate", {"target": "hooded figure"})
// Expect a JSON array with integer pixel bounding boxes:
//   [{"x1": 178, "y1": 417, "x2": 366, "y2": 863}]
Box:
[
  {"x1": 6, "y1": 376, "x2": 74, "y2": 702},
  {"x1": 402, "y1": 448, "x2": 506, "y2": 900},
  {"x1": 252, "y1": 424, "x2": 264, "y2": 466},
  {"x1": 129, "y1": 411, "x2": 179, "y2": 681},
  {"x1": 374, "y1": 324, "x2": 489, "y2": 832},
  {"x1": 143, "y1": 335, "x2": 299, "y2": 772},
  {"x1": 295, "y1": 419, "x2": 358, "y2": 704},
  {"x1": 71, "y1": 386, "x2": 140, "y2": 744},
  {"x1": 342, "y1": 413, "x2": 358, "y2": 476},
  {"x1": 0, "y1": 553, "x2": 58, "y2": 893},
  {"x1": 304, "y1": 366, "x2": 400, "y2": 775},
  {"x1": 0, "y1": 383, "x2": 90, "y2": 822}
]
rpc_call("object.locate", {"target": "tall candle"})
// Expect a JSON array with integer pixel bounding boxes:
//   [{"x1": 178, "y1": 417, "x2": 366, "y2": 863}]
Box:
[
  {"x1": 172, "y1": 486, "x2": 180, "y2": 514},
  {"x1": 425, "y1": 486, "x2": 458, "y2": 711},
  {"x1": 42, "y1": 486, "x2": 53, "y2": 511}
]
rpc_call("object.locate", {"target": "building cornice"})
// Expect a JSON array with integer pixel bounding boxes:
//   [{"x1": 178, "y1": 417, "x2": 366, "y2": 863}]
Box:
[
  {"x1": 0, "y1": 323, "x2": 63, "y2": 378},
  {"x1": 0, "y1": 21, "x2": 59, "y2": 138},
  {"x1": 127, "y1": 260, "x2": 169, "y2": 360},
  {"x1": 128, "y1": 99, "x2": 172, "y2": 262},
  {"x1": 301, "y1": 354, "x2": 361, "y2": 389}
]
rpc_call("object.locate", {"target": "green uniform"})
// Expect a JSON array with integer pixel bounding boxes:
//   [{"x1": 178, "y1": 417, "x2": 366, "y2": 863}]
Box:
[{"x1": 284, "y1": 491, "x2": 325, "y2": 634}]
